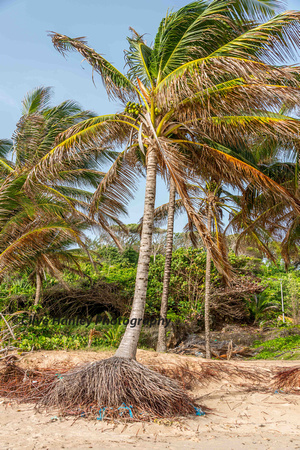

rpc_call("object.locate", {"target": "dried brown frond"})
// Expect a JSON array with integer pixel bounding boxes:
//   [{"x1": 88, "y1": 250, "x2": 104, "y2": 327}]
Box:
[
  {"x1": 273, "y1": 367, "x2": 300, "y2": 393},
  {"x1": 157, "y1": 56, "x2": 300, "y2": 105},
  {"x1": 151, "y1": 361, "x2": 272, "y2": 389},
  {"x1": 173, "y1": 83, "x2": 300, "y2": 124},
  {"x1": 90, "y1": 146, "x2": 141, "y2": 217},
  {"x1": 49, "y1": 33, "x2": 138, "y2": 102}
]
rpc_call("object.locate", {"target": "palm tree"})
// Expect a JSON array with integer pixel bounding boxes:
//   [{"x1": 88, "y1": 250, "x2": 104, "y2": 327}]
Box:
[
  {"x1": 195, "y1": 181, "x2": 236, "y2": 358},
  {"x1": 153, "y1": 179, "x2": 237, "y2": 356},
  {"x1": 156, "y1": 178, "x2": 176, "y2": 352},
  {"x1": 228, "y1": 130, "x2": 300, "y2": 268},
  {"x1": 33, "y1": 0, "x2": 300, "y2": 415},
  {"x1": 0, "y1": 88, "x2": 125, "y2": 304},
  {"x1": 43, "y1": 1, "x2": 300, "y2": 363},
  {"x1": 0, "y1": 200, "x2": 90, "y2": 307}
]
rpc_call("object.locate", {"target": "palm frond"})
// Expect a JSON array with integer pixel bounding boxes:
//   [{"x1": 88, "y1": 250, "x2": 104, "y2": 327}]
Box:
[
  {"x1": 90, "y1": 147, "x2": 140, "y2": 217},
  {"x1": 125, "y1": 29, "x2": 154, "y2": 87},
  {"x1": 154, "y1": 0, "x2": 233, "y2": 81},
  {"x1": 209, "y1": 10, "x2": 300, "y2": 65},
  {"x1": 24, "y1": 116, "x2": 134, "y2": 186},
  {"x1": 228, "y1": 0, "x2": 285, "y2": 21},
  {"x1": 173, "y1": 139, "x2": 300, "y2": 215},
  {"x1": 156, "y1": 55, "x2": 299, "y2": 104},
  {"x1": 49, "y1": 32, "x2": 139, "y2": 102},
  {"x1": 22, "y1": 87, "x2": 52, "y2": 115}
]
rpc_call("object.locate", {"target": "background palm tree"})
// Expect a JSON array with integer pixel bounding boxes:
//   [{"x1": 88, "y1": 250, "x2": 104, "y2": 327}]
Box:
[
  {"x1": 228, "y1": 128, "x2": 300, "y2": 268},
  {"x1": 153, "y1": 179, "x2": 238, "y2": 355},
  {"x1": 0, "y1": 87, "x2": 125, "y2": 304},
  {"x1": 156, "y1": 178, "x2": 176, "y2": 352}
]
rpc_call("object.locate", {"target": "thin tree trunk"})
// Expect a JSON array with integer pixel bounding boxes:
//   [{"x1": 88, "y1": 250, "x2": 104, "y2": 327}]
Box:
[
  {"x1": 34, "y1": 272, "x2": 42, "y2": 307},
  {"x1": 156, "y1": 178, "x2": 176, "y2": 352},
  {"x1": 115, "y1": 148, "x2": 157, "y2": 359},
  {"x1": 205, "y1": 202, "x2": 212, "y2": 359}
]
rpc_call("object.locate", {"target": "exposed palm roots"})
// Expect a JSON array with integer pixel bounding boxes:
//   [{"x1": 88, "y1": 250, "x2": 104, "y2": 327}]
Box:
[{"x1": 40, "y1": 357, "x2": 196, "y2": 418}]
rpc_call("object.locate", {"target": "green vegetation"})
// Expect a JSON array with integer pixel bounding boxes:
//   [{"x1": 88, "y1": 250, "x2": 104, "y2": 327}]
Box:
[
  {"x1": 252, "y1": 333, "x2": 300, "y2": 360},
  {"x1": 2, "y1": 244, "x2": 300, "y2": 358},
  {"x1": 10, "y1": 317, "x2": 126, "y2": 352}
]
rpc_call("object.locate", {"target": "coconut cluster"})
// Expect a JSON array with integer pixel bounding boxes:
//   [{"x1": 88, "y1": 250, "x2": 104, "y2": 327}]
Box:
[{"x1": 125, "y1": 102, "x2": 142, "y2": 117}]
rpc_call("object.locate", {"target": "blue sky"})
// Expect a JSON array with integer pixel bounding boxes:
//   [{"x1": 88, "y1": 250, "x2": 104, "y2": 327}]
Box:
[{"x1": 0, "y1": 0, "x2": 299, "y2": 232}]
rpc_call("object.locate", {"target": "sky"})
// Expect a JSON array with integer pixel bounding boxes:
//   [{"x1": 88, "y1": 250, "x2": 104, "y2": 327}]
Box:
[{"x1": 1, "y1": 0, "x2": 299, "y2": 232}]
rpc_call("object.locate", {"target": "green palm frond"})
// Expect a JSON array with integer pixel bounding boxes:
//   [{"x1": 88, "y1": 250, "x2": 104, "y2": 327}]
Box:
[
  {"x1": 22, "y1": 86, "x2": 52, "y2": 115},
  {"x1": 209, "y1": 10, "x2": 300, "y2": 64},
  {"x1": 0, "y1": 87, "x2": 128, "y2": 283},
  {"x1": 24, "y1": 115, "x2": 131, "y2": 186},
  {"x1": 227, "y1": 0, "x2": 284, "y2": 21},
  {"x1": 125, "y1": 28, "x2": 154, "y2": 87},
  {"x1": 154, "y1": 0, "x2": 230, "y2": 81},
  {"x1": 0, "y1": 139, "x2": 13, "y2": 158}
]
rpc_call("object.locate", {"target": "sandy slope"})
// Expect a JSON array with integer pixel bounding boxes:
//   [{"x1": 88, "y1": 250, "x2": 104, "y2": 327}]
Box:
[{"x1": 0, "y1": 350, "x2": 299, "y2": 450}]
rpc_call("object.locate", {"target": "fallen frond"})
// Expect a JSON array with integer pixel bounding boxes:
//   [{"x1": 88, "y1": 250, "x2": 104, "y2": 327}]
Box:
[{"x1": 273, "y1": 366, "x2": 300, "y2": 393}]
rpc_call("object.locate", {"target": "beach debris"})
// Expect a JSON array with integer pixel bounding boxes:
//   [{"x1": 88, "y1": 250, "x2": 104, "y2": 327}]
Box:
[
  {"x1": 194, "y1": 406, "x2": 205, "y2": 416},
  {"x1": 172, "y1": 335, "x2": 255, "y2": 359},
  {"x1": 152, "y1": 360, "x2": 272, "y2": 391},
  {"x1": 273, "y1": 367, "x2": 300, "y2": 393},
  {"x1": 97, "y1": 407, "x2": 107, "y2": 421},
  {"x1": 118, "y1": 403, "x2": 133, "y2": 418}
]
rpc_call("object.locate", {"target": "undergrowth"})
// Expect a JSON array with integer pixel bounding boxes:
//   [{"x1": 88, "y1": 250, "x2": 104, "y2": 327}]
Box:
[{"x1": 252, "y1": 334, "x2": 300, "y2": 359}]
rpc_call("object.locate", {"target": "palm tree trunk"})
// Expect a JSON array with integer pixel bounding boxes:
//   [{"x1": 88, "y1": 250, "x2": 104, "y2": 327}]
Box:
[
  {"x1": 115, "y1": 148, "x2": 157, "y2": 359},
  {"x1": 205, "y1": 203, "x2": 212, "y2": 359},
  {"x1": 156, "y1": 178, "x2": 176, "y2": 352},
  {"x1": 34, "y1": 272, "x2": 42, "y2": 307}
]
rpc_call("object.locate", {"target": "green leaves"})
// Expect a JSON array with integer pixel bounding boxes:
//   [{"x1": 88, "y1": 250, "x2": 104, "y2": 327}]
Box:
[
  {"x1": 22, "y1": 86, "x2": 52, "y2": 116},
  {"x1": 209, "y1": 10, "x2": 300, "y2": 64},
  {"x1": 126, "y1": 30, "x2": 154, "y2": 87},
  {"x1": 153, "y1": 0, "x2": 289, "y2": 84}
]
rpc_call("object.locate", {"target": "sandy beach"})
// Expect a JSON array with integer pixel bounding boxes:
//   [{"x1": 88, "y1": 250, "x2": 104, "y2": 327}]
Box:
[{"x1": 0, "y1": 350, "x2": 299, "y2": 449}]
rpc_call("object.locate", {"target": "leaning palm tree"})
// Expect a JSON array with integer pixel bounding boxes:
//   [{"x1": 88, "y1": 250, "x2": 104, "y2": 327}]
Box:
[{"x1": 32, "y1": 0, "x2": 300, "y2": 415}]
